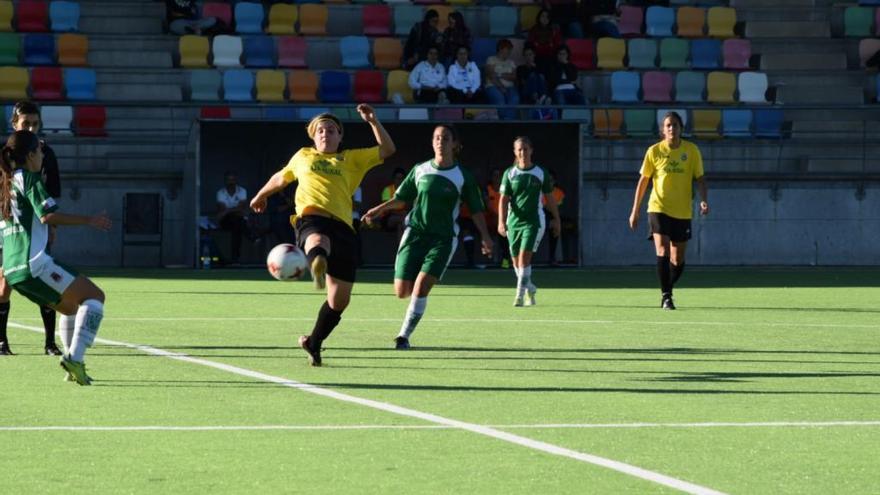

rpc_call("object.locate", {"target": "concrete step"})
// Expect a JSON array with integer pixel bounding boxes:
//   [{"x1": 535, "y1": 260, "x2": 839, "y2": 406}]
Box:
[
  {"x1": 746, "y1": 21, "x2": 830, "y2": 38},
  {"x1": 752, "y1": 38, "x2": 851, "y2": 55},
  {"x1": 89, "y1": 51, "x2": 173, "y2": 69},
  {"x1": 776, "y1": 85, "x2": 865, "y2": 104},
  {"x1": 791, "y1": 120, "x2": 880, "y2": 139},
  {"x1": 766, "y1": 71, "x2": 865, "y2": 87},
  {"x1": 97, "y1": 84, "x2": 183, "y2": 102},
  {"x1": 88, "y1": 36, "x2": 177, "y2": 53},
  {"x1": 805, "y1": 158, "x2": 877, "y2": 173},
  {"x1": 96, "y1": 70, "x2": 186, "y2": 85},
  {"x1": 80, "y1": 2, "x2": 165, "y2": 19},
  {"x1": 736, "y1": 8, "x2": 827, "y2": 23},
  {"x1": 760, "y1": 53, "x2": 846, "y2": 70},
  {"x1": 732, "y1": 0, "x2": 816, "y2": 7},
  {"x1": 80, "y1": 16, "x2": 163, "y2": 35}
]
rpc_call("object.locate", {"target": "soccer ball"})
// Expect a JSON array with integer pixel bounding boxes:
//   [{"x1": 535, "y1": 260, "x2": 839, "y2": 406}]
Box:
[{"x1": 266, "y1": 243, "x2": 307, "y2": 281}]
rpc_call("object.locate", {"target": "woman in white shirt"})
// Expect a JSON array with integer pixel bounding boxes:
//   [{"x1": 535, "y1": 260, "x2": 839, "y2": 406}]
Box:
[
  {"x1": 446, "y1": 46, "x2": 482, "y2": 104},
  {"x1": 484, "y1": 39, "x2": 519, "y2": 120},
  {"x1": 408, "y1": 46, "x2": 448, "y2": 104}
]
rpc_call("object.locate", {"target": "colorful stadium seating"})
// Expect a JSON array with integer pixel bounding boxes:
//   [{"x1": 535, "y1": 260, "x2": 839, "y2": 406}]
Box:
[
  {"x1": 737, "y1": 71, "x2": 769, "y2": 103},
  {"x1": 642, "y1": 71, "x2": 673, "y2": 103},
  {"x1": 706, "y1": 71, "x2": 736, "y2": 103},
  {"x1": 31, "y1": 66, "x2": 63, "y2": 99},
  {"x1": 255, "y1": 69, "x2": 285, "y2": 102},
  {"x1": 0, "y1": 32, "x2": 19, "y2": 64},
  {"x1": 298, "y1": 5, "x2": 328, "y2": 36},
  {"x1": 73, "y1": 105, "x2": 105, "y2": 136},
  {"x1": 722, "y1": 109, "x2": 751, "y2": 137},
  {"x1": 319, "y1": 70, "x2": 351, "y2": 102},
  {"x1": 627, "y1": 38, "x2": 657, "y2": 69},
  {"x1": 40, "y1": 104, "x2": 72, "y2": 133},
  {"x1": 617, "y1": 6, "x2": 644, "y2": 37},
  {"x1": 223, "y1": 69, "x2": 254, "y2": 101},
  {"x1": 213, "y1": 35, "x2": 243, "y2": 68},
  {"x1": 264, "y1": 106, "x2": 297, "y2": 120},
  {"x1": 201, "y1": 3, "x2": 232, "y2": 29},
  {"x1": 17, "y1": 1, "x2": 50, "y2": 32},
  {"x1": 596, "y1": 38, "x2": 624, "y2": 70},
  {"x1": 49, "y1": 0, "x2": 79, "y2": 32},
  {"x1": 393, "y1": 5, "x2": 422, "y2": 36},
  {"x1": 289, "y1": 70, "x2": 319, "y2": 102},
  {"x1": 659, "y1": 37, "x2": 688, "y2": 69},
  {"x1": 363, "y1": 5, "x2": 392, "y2": 36},
  {"x1": 624, "y1": 109, "x2": 655, "y2": 137},
  {"x1": 340, "y1": 35, "x2": 371, "y2": 68},
  {"x1": 64, "y1": 67, "x2": 96, "y2": 100},
  {"x1": 179, "y1": 35, "x2": 210, "y2": 68},
  {"x1": 691, "y1": 38, "x2": 721, "y2": 69},
  {"x1": 676, "y1": 6, "x2": 705, "y2": 37},
  {"x1": 23, "y1": 33, "x2": 55, "y2": 65},
  {"x1": 707, "y1": 6, "x2": 737, "y2": 38},
  {"x1": 266, "y1": 3, "x2": 297, "y2": 35},
  {"x1": 243, "y1": 36, "x2": 274, "y2": 67},
  {"x1": 0, "y1": 66, "x2": 28, "y2": 99},
  {"x1": 0, "y1": 1, "x2": 12, "y2": 32},
  {"x1": 373, "y1": 37, "x2": 403, "y2": 70},
  {"x1": 520, "y1": 5, "x2": 541, "y2": 32},
  {"x1": 386, "y1": 69, "x2": 413, "y2": 103},
  {"x1": 353, "y1": 70, "x2": 384, "y2": 102},
  {"x1": 189, "y1": 69, "x2": 221, "y2": 101},
  {"x1": 692, "y1": 109, "x2": 722, "y2": 139},
  {"x1": 470, "y1": 37, "x2": 495, "y2": 66},
  {"x1": 754, "y1": 109, "x2": 784, "y2": 138},
  {"x1": 234, "y1": 2, "x2": 264, "y2": 34},
  {"x1": 199, "y1": 106, "x2": 231, "y2": 119},
  {"x1": 57, "y1": 32, "x2": 87, "y2": 66},
  {"x1": 278, "y1": 36, "x2": 307, "y2": 68},
  {"x1": 610, "y1": 71, "x2": 639, "y2": 103},
  {"x1": 593, "y1": 109, "x2": 624, "y2": 138},
  {"x1": 645, "y1": 6, "x2": 674, "y2": 37},
  {"x1": 722, "y1": 39, "x2": 751, "y2": 70},
  {"x1": 675, "y1": 71, "x2": 706, "y2": 102},
  {"x1": 568, "y1": 39, "x2": 596, "y2": 70},
  {"x1": 846, "y1": 7, "x2": 874, "y2": 37},
  {"x1": 489, "y1": 6, "x2": 517, "y2": 36}
]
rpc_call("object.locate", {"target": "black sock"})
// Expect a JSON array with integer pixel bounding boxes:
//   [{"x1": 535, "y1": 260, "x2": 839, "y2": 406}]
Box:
[
  {"x1": 656, "y1": 256, "x2": 672, "y2": 297},
  {"x1": 463, "y1": 239, "x2": 475, "y2": 266},
  {"x1": 0, "y1": 301, "x2": 8, "y2": 342},
  {"x1": 40, "y1": 305, "x2": 56, "y2": 346},
  {"x1": 310, "y1": 301, "x2": 343, "y2": 345},
  {"x1": 306, "y1": 246, "x2": 328, "y2": 267},
  {"x1": 670, "y1": 262, "x2": 685, "y2": 286}
]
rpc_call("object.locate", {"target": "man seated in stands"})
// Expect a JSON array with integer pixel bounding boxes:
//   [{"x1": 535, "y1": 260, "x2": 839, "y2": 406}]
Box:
[
  {"x1": 215, "y1": 171, "x2": 250, "y2": 265},
  {"x1": 409, "y1": 47, "x2": 449, "y2": 104},
  {"x1": 166, "y1": 0, "x2": 218, "y2": 35}
]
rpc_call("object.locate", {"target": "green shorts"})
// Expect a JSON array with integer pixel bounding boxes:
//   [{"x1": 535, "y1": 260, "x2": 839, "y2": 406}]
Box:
[
  {"x1": 12, "y1": 259, "x2": 78, "y2": 307},
  {"x1": 394, "y1": 228, "x2": 457, "y2": 280},
  {"x1": 508, "y1": 221, "x2": 545, "y2": 257}
]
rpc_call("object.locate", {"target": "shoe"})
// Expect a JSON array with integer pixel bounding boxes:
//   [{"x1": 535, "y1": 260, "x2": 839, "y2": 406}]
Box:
[
  {"x1": 0, "y1": 341, "x2": 13, "y2": 355},
  {"x1": 63, "y1": 372, "x2": 75, "y2": 382},
  {"x1": 513, "y1": 294, "x2": 524, "y2": 307},
  {"x1": 310, "y1": 255, "x2": 327, "y2": 291},
  {"x1": 661, "y1": 295, "x2": 676, "y2": 310},
  {"x1": 525, "y1": 288, "x2": 537, "y2": 306},
  {"x1": 394, "y1": 336, "x2": 410, "y2": 350},
  {"x1": 298, "y1": 335, "x2": 322, "y2": 367},
  {"x1": 59, "y1": 356, "x2": 91, "y2": 386},
  {"x1": 44, "y1": 343, "x2": 63, "y2": 356}
]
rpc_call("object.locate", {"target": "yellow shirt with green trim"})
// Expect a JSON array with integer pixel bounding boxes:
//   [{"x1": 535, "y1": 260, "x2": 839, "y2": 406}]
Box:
[
  {"x1": 640, "y1": 139, "x2": 704, "y2": 220},
  {"x1": 281, "y1": 146, "x2": 383, "y2": 228}
]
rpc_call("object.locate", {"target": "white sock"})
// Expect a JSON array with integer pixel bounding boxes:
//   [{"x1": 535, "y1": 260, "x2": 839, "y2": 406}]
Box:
[
  {"x1": 70, "y1": 299, "x2": 103, "y2": 362},
  {"x1": 517, "y1": 266, "x2": 532, "y2": 297},
  {"x1": 398, "y1": 296, "x2": 427, "y2": 339},
  {"x1": 522, "y1": 266, "x2": 535, "y2": 292},
  {"x1": 59, "y1": 314, "x2": 75, "y2": 354}
]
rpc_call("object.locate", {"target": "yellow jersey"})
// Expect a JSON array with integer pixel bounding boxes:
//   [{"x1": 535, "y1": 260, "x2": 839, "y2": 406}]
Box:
[
  {"x1": 640, "y1": 139, "x2": 704, "y2": 220},
  {"x1": 282, "y1": 146, "x2": 383, "y2": 228}
]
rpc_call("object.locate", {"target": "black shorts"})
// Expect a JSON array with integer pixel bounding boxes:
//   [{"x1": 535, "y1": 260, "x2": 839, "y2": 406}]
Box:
[
  {"x1": 648, "y1": 212, "x2": 692, "y2": 243},
  {"x1": 295, "y1": 215, "x2": 358, "y2": 283}
]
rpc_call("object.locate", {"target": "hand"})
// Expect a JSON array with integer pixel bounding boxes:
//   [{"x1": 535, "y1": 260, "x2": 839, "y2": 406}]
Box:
[
  {"x1": 90, "y1": 211, "x2": 112, "y2": 231},
  {"x1": 550, "y1": 217, "x2": 561, "y2": 238},
  {"x1": 480, "y1": 237, "x2": 494, "y2": 256},
  {"x1": 699, "y1": 201, "x2": 709, "y2": 216},
  {"x1": 628, "y1": 211, "x2": 639, "y2": 231},
  {"x1": 497, "y1": 223, "x2": 507, "y2": 238},
  {"x1": 357, "y1": 104, "x2": 378, "y2": 125},
  {"x1": 362, "y1": 206, "x2": 382, "y2": 226},
  {"x1": 250, "y1": 196, "x2": 267, "y2": 213}
]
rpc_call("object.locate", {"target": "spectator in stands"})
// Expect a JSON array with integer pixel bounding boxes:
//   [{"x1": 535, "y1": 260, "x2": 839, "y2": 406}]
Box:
[
  {"x1": 446, "y1": 46, "x2": 482, "y2": 104},
  {"x1": 380, "y1": 168, "x2": 407, "y2": 240},
  {"x1": 441, "y1": 12, "x2": 472, "y2": 66},
  {"x1": 404, "y1": 9, "x2": 443, "y2": 70},
  {"x1": 215, "y1": 171, "x2": 250, "y2": 265},
  {"x1": 517, "y1": 44, "x2": 556, "y2": 120},
  {"x1": 486, "y1": 168, "x2": 510, "y2": 269},
  {"x1": 541, "y1": 0, "x2": 584, "y2": 38},
  {"x1": 527, "y1": 9, "x2": 563, "y2": 73},
  {"x1": 409, "y1": 46, "x2": 449, "y2": 104},
  {"x1": 484, "y1": 39, "x2": 520, "y2": 120},
  {"x1": 165, "y1": 0, "x2": 218, "y2": 35},
  {"x1": 582, "y1": 0, "x2": 620, "y2": 38},
  {"x1": 545, "y1": 45, "x2": 586, "y2": 106},
  {"x1": 543, "y1": 170, "x2": 566, "y2": 265}
]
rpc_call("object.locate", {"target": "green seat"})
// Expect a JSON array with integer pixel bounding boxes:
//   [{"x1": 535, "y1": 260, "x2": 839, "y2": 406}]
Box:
[
  {"x1": 627, "y1": 38, "x2": 657, "y2": 69},
  {"x1": 0, "y1": 32, "x2": 19, "y2": 65},
  {"x1": 844, "y1": 7, "x2": 873, "y2": 37},
  {"x1": 624, "y1": 109, "x2": 656, "y2": 137},
  {"x1": 659, "y1": 38, "x2": 688, "y2": 69}
]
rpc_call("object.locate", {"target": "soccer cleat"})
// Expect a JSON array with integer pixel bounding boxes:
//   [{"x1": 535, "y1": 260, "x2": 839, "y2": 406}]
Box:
[
  {"x1": 63, "y1": 372, "x2": 75, "y2": 382},
  {"x1": 0, "y1": 341, "x2": 13, "y2": 355},
  {"x1": 44, "y1": 343, "x2": 63, "y2": 356},
  {"x1": 59, "y1": 356, "x2": 92, "y2": 386},
  {"x1": 310, "y1": 254, "x2": 327, "y2": 291},
  {"x1": 525, "y1": 288, "x2": 537, "y2": 306},
  {"x1": 394, "y1": 336, "x2": 410, "y2": 350},
  {"x1": 513, "y1": 295, "x2": 524, "y2": 307},
  {"x1": 661, "y1": 296, "x2": 676, "y2": 310},
  {"x1": 298, "y1": 335, "x2": 322, "y2": 367}
]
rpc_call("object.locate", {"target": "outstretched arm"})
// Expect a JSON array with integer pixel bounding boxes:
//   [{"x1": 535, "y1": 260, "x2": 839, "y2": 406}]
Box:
[
  {"x1": 42, "y1": 211, "x2": 111, "y2": 231},
  {"x1": 250, "y1": 170, "x2": 289, "y2": 214},
  {"x1": 363, "y1": 198, "x2": 407, "y2": 225},
  {"x1": 357, "y1": 104, "x2": 396, "y2": 160}
]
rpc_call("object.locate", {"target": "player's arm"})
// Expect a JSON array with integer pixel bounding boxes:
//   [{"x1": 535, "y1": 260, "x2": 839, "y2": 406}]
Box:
[
  {"x1": 471, "y1": 212, "x2": 494, "y2": 256},
  {"x1": 42, "y1": 211, "x2": 111, "y2": 231},
  {"x1": 357, "y1": 104, "x2": 396, "y2": 159},
  {"x1": 629, "y1": 175, "x2": 651, "y2": 231},
  {"x1": 362, "y1": 199, "x2": 407, "y2": 225},
  {"x1": 497, "y1": 194, "x2": 510, "y2": 237},
  {"x1": 543, "y1": 192, "x2": 562, "y2": 237},
  {"x1": 250, "y1": 170, "x2": 291, "y2": 214},
  {"x1": 696, "y1": 176, "x2": 709, "y2": 215}
]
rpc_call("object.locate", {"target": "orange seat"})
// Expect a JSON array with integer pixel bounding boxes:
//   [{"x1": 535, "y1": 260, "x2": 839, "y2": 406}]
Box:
[
  {"x1": 593, "y1": 108, "x2": 623, "y2": 138},
  {"x1": 57, "y1": 33, "x2": 88, "y2": 66},
  {"x1": 373, "y1": 37, "x2": 403, "y2": 70},
  {"x1": 676, "y1": 6, "x2": 705, "y2": 37},
  {"x1": 289, "y1": 70, "x2": 319, "y2": 102},
  {"x1": 298, "y1": 4, "x2": 328, "y2": 36}
]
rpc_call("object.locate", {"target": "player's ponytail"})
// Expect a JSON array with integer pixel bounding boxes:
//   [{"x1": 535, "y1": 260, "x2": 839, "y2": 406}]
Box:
[
  {"x1": 0, "y1": 145, "x2": 14, "y2": 220},
  {"x1": 1, "y1": 131, "x2": 40, "y2": 220}
]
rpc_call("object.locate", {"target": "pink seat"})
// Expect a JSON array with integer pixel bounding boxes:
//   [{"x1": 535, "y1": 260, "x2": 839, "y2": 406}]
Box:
[
  {"x1": 201, "y1": 2, "x2": 233, "y2": 28},
  {"x1": 722, "y1": 39, "x2": 751, "y2": 70},
  {"x1": 363, "y1": 5, "x2": 391, "y2": 36},
  {"x1": 617, "y1": 6, "x2": 643, "y2": 37},
  {"x1": 278, "y1": 36, "x2": 307, "y2": 68},
  {"x1": 642, "y1": 71, "x2": 673, "y2": 102}
]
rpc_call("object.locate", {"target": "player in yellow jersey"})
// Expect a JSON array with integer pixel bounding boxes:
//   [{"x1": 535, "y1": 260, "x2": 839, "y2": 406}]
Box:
[
  {"x1": 250, "y1": 105, "x2": 396, "y2": 366},
  {"x1": 628, "y1": 111, "x2": 709, "y2": 310}
]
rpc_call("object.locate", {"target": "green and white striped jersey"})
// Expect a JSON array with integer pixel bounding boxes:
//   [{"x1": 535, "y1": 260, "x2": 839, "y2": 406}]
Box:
[
  {"x1": 1, "y1": 169, "x2": 58, "y2": 284},
  {"x1": 394, "y1": 160, "x2": 484, "y2": 238},
  {"x1": 499, "y1": 164, "x2": 553, "y2": 229}
]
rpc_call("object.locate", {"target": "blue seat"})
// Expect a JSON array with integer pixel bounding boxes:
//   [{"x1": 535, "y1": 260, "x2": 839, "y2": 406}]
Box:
[
  {"x1": 610, "y1": 71, "x2": 640, "y2": 103},
  {"x1": 340, "y1": 35, "x2": 370, "y2": 69},
  {"x1": 23, "y1": 34, "x2": 55, "y2": 65},
  {"x1": 470, "y1": 37, "x2": 495, "y2": 67},
  {"x1": 722, "y1": 109, "x2": 752, "y2": 137},
  {"x1": 319, "y1": 70, "x2": 351, "y2": 102},
  {"x1": 265, "y1": 106, "x2": 298, "y2": 120},
  {"x1": 298, "y1": 106, "x2": 331, "y2": 120},
  {"x1": 754, "y1": 109, "x2": 783, "y2": 138},
  {"x1": 223, "y1": 69, "x2": 255, "y2": 101},
  {"x1": 675, "y1": 71, "x2": 705, "y2": 102},
  {"x1": 691, "y1": 39, "x2": 721, "y2": 69},
  {"x1": 49, "y1": 1, "x2": 80, "y2": 32},
  {"x1": 489, "y1": 6, "x2": 517, "y2": 36},
  {"x1": 64, "y1": 68, "x2": 97, "y2": 100},
  {"x1": 393, "y1": 5, "x2": 423, "y2": 36},
  {"x1": 645, "y1": 6, "x2": 675, "y2": 37},
  {"x1": 234, "y1": 2, "x2": 265, "y2": 34},
  {"x1": 243, "y1": 36, "x2": 274, "y2": 67}
]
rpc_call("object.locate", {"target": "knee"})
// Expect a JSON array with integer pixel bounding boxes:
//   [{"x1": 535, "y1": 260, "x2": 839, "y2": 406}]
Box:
[
  {"x1": 395, "y1": 288, "x2": 411, "y2": 299},
  {"x1": 329, "y1": 296, "x2": 349, "y2": 312},
  {"x1": 90, "y1": 287, "x2": 105, "y2": 304}
]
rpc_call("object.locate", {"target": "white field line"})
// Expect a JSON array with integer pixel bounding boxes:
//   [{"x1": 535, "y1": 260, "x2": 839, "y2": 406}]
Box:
[
  {"x1": 10, "y1": 322, "x2": 725, "y2": 495},
  {"x1": 3, "y1": 421, "x2": 880, "y2": 432}
]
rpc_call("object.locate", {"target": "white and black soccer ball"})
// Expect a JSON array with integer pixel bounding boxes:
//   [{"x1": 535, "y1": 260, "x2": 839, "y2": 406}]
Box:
[{"x1": 266, "y1": 243, "x2": 307, "y2": 281}]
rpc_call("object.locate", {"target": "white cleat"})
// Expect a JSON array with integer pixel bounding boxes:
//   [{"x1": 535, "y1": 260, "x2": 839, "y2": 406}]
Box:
[
  {"x1": 525, "y1": 289, "x2": 537, "y2": 306},
  {"x1": 513, "y1": 294, "x2": 524, "y2": 307}
]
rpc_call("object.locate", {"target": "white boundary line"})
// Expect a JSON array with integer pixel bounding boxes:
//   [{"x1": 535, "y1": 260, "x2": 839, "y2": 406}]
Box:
[{"x1": 10, "y1": 322, "x2": 725, "y2": 495}]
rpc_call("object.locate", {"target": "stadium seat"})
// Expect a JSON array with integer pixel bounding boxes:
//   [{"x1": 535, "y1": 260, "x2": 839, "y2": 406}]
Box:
[
  {"x1": 0, "y1": 32, "x2": 19, "y2": 64},
  {"x1": 0, "y1": 1, "x2": 11, "y2": 31},
  {"x1": 179, "y1": 35, "x2": 210, "y2": 68},
  {"x1": 520, "y1": 5, "x2": 541, "y2": 32},
  {"x1": 189, "y1": 69, "x2": 221, "y2": 101},
  {"x1": 0, "y1": 67, "x2": 28, "y2": 99},
  {"x1": 845, "y1": 7, "x2": 873, "y2": 37},
  {"x1": 340, "y1": 35, "x2": 370, "y2": 68},
  {"x1": 64, "y1": 67, "x2": 96, "y2": 100},
  {"x1": 655, "y1": 108, "x2": 688, "y2": 130},
  {"x1": 17, "y1": 1, "x2": 49, "y2": 32},
  {"x1": 722, "y1": 39, "x2": 751, "y2": 70},
  {"x1": 234, "y1": 2, "x2": 264, "y2": 34},
  {"x1": 471, "y1": 37, "x2": 496, "y2": 66},
  {"x1": 627, "y1": 38, "x2": 656, "y2": 69},
  {"x1": 624, "y1": 109, "x2": 655, "y2": 137},
  {"x1": 319, "y1": 70, "x2": 351, "y2": 102},
  {"x1": 399, "y1": 107, "x2": 429, "y2": 120},
  {"x1": 200, "y1": 106, "x2": 230, "y2": 119},
  {"x1": 659, "y1": 37, "x2": 688, "y2": 69},
  {"x1": 593, "y1": 109, "x2": 624, "y2": 138},
  {"x1": 49, "y1": 1, "x2": 79, "y2": 32},
  {"x1": 22, "y1": 33, "x2": 55, "y2": 65},
  {"x1": 353, "y1": 70, "x2": 384, "y2": 102},
  {"x1": 676, "y1": 6, "x2": 705, "y2": 38},
  {"x1": 558, "y1": 108, "x2": 588, "y2": 122},
  {"x1": 432, "y1": 107, "x2": 462, "y2": 120},
  {"x1": 255, "y1": 69, "x2": 286, "y2": 102},
  {"x1": 645, "y1": 6, "x2": 674, "y2": 37},
  {"x1": 707, "y1": 6, "x2": 736, "y2": 38},
  {"x1": 223, "y1": 69, "x2": 254, "y2": 101},
  {"x1": 278, "y1": 36, "x2": 307, "y2": 68},
  {"x1": 264, "y1": 106, "x2": 297, "y2": 120},
  {"x1": 569, "y1": 39, "x2": 596, "y2": 70},
  {"x1": 298, "y1": 5, "x2": 328, "y2": 36},
  {"x1": 373, "y1": 37, "x2": 403, "y2": 69},
  {"x1": 617, "y1": 5, "x2": 643, "y2": 37},
  {"x1": 266, "y1": 3, "x2": 297, "y2": 35},
  {"x1": 721, "y1": 109, "x2": 751, "y2": 137},
  {"x1": 297, "y1": 106, "x2": 331, "y2": 120},
  {"x1": 691, "y1": 39, "x2": 721, "y2": 69},
  {"x1": 202, "y1": 2, "x2": 232, "y2": 29},
  {"x1": 386, "y1": 69, "x2": 413, "y2": 103},
  {"x1": 642, "y1": 71, "x2": 673, "y2": 103},
  {"x1": 706, "y1": 71, "x2": 736, "y2": 103},
  {"x1": 289, "y1": 70, "x2": 319, "y2": 102},
  {"x1": 57, "y1": 32, "x2": 87, "y2": 66},
  {"x1": 610, "y1": 71, "x2": 640, "y2": 103},
  {"x1": 363, "y1": 5, "x2": 392, "y2": 36},
  {"x1": 692, "y1": 109, "x2": 721, "y2": 139},
  {"x1": 31, "y1": 66, "x2": 63, "y2": 100},
  {"x1": 40, "y1": 104, "x2": 72, "y2": 133},
  {"x1": 675, "y1": 71, "x2": 705, "y2": 102},
  {"x1": 243, "y1": 36, "x2": 274, "y2": 67},
  {"x1": 393, "y1": 5, "x2": 422, "y2": 36},
  {"x1": 213, "y1": 35, "x2": 243, "y2": 68},
  {"x1": 488, "y1": 6, "x2": 517, "y2": 36},
  {"x1": 737, "y1": 71, "x2": 769, "y2": 103},
  {"x1": 861, "y1": 38, "x2": 880, "y2": 67},
  {"x1": 74, "y1": 105, "x2": 106, "y2": 136},
  {"x1": 595, "y1": 38, "x2": 623, "y2": 70}
]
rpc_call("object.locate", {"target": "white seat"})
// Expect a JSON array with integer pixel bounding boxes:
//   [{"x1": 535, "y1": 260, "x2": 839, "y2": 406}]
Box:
[
  {"x1": 40, "y1": 106, "x2": 74, "y2": 134},
  {"x1": 737, "y1": 71, "x2": 769, "y2": 104},
  {"x1": 212, "y1": 35, "x2": 243, "y2": 68},
  {"x1": 398, "y1": 108, "x2": 429, "y2": 120}
]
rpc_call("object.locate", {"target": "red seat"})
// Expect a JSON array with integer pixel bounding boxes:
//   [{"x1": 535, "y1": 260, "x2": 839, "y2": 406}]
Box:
[
  {"x1": 353, "y1": 70, "x2": 383, "y2": 103},
  {"x1": 363, "y1": 5, "x2": 391, "y2": 36},
  {"x1": 74, "y1": 106, "x2": 107, "y2": 137},
  {"x1": 642, "y1": 71, "x2": 673, "y2": 103},
  {"x1": 201, "y1": 2, "x2": 233, "y2": 29},
  {"x1": 278, "y1": 36, "x2": 307, "y2": 68},
  {"x1": 200, "y1": 106, "x2": 231, "y2": 119},
  {"x1": 567, "y1": 39, "x2": 595, "y2": 70},
  {"x1": 17, "y1": 1, "x2": 49, "y2": 32},
  {"x1": 31, "y1": 66, "x2": 63, "y2": 100},
  {"x1": 617, "y1": 6, "x2": 643, "y2": 37}
]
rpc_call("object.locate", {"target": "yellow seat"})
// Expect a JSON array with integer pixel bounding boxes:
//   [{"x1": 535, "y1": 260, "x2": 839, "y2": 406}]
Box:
[
  {"x1": 0, "y1": 66, "x2": 28, "y2": 100},
  {"x1": 373, "y1": 37, "x2": 403, "y2": 70},
  {"x1": 520, "y1": 5, "x2": 541, "y2": 32},
  {"x1": 267, "y1": 4, "x2": 297, "y2": 35},
  {"x1": 58, "y1": 33, "x2": 88, "y2": 66},
  {"x1": 386, "y1": 69, "x2": 413, "y2": 103},
  {"x1": 707, "y1": 6, "x2": 736, "y2": 38},
  {"x1": 256, "y1": 70, "x2": 286, "y2": 102},
  {"x1": 596, "y1": 37, "x2": 626, "y2": 70},
  {"x1": 593, "y1": 109, "x2": 623, "y2": 138},
  {"x1": 676, "y1": 6, "x2": 705, "y2": 37},
  {"x1": 289, "y1": 70, "x2": 318, "y2": 102},
  {"x1": 298, "y1": 4, "x2": 328, "y2": 36},
  {"x1": 692, "y1": 109, "x2": 721, "y2": 139},
  {"x1": 179, "y1": 35, "x2": 210, "y2": 68},
  {"x1": 0, "y1": 1, "x2": 12, "y2": 32},
  {"x1": 706, "y1": 71, "x2": 736, "y2": 103}
]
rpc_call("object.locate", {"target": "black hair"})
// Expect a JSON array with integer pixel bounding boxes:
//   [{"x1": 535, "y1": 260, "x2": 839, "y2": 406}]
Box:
[
  {"x1": 663, "y1": 111, "x2": 684, "y2": 128},
  {"x1": 423, "y1": 9, "x2": 439, "y2": 24},
  {"x1": 1, "y1": 131, "x2": 40, "y2": 219},
  {"x1": 11, "y1": 100, "x2": 41, "y2": 127}
]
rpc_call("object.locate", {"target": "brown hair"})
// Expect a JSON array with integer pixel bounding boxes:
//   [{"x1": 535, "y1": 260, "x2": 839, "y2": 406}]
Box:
[
  {"x1": 10, "y1": 100, "x2": 41, "y2": 128},
  {"x1": 663, "y1": 111, "x2": 684, "y2": 128},
  {"x1": 0, "y1": 131, "x2": 40, "y2": 219},
  {"x1": 513, "y1": 135, "x2": 533, "y2": 149}
]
